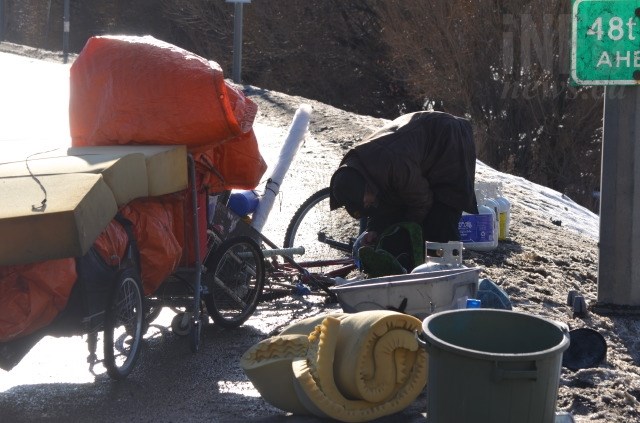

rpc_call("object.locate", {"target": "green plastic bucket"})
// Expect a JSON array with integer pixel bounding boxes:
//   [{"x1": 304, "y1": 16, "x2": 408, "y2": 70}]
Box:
[{"x1": 420, "y1": 309, "x2": 570, "y2": 423}]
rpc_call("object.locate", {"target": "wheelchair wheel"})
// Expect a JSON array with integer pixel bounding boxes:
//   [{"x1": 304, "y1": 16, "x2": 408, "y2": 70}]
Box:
[
  {"x1": 104, "y1": 266, "x2": 144, "y2": 380},
  {"x1": 171, "y1": 311, "x2": 191, "y2": 336},
  {"x1": 203, "y1": 236, "x2": 265, "y2": 329}
]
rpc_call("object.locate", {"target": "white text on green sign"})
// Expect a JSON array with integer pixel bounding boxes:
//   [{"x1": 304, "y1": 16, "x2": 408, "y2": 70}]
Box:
[{"x1": 572, "y1": 0, "x2": 640, "y2": 85}]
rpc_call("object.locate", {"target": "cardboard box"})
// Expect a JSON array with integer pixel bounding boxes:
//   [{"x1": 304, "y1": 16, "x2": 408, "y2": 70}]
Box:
[{"x1": 0, "y1": 173, "x2": 118, "y2": 266}]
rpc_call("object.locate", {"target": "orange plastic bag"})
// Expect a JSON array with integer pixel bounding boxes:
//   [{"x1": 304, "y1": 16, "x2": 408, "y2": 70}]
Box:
[
  {"x1": 93, "y1": 220, "x2": 129, "y2": 268},
  {"x1": 120, "y1": 199, "x2": 182, "y2": 295},
  {"x1": 0, "y1": 258, "x2": 77, "y2": 342},
  {"x1": 166, "y1": 191, "x2": 206, "y2": 267},
  {"x1": 195, "y1": 129, "x2": 268, "y2": 191},
  {"x1": 70, "y1": 35, "x2": 257, "y2": 148}
]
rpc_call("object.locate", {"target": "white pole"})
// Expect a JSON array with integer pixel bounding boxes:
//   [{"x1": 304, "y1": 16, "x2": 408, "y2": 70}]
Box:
[{"x1": 251, "y1": 104, "x2": 312, "y2": 232}]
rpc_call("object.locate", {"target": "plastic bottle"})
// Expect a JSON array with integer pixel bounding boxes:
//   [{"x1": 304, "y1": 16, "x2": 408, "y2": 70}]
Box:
[
  {"x1": 481, "y1": 186, "x2": 500, "y2": 240},
  {"x1": 458, "y1": 189, "x2": 498, "y2": 251},
  {"x1": 494, "y1": 183, "x2": 511, "y2": 240},
  {"x1": 478, "y1": 182, "x2": 503, "y2": 241}
]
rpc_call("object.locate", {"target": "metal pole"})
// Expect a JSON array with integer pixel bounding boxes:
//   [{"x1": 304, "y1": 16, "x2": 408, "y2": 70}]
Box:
[
  {"x1": 232, "y1": 2, "x2": 243, "y2": 83},
  {"x1": 45, "y1": 0, "x2": 52, "y2": 45},
  {"x1": 595, "y1": 85, "x2": 640, "y2": 314},
  {"x1": 0, "y1": 0, "x2": 5, "y2": 41},
  {"x1": 63, "y1": 0, "x2": 70, "y2": 63}
]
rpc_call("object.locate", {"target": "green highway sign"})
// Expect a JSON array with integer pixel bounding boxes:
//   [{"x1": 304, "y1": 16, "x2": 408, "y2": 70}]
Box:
[{"x1": 572, "y1": 0, "x2": 640, "y2": 85}]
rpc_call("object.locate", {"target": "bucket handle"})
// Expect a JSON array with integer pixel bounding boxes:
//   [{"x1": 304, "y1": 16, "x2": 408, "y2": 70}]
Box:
[
  {"x1": 492, "y1": 361, "x2": 538, "y2": 382},
  {"x1": 416, "y1": 332, "x2": 540, "y2": 381},
  {"x1": 415, "y1": 331, "x2": 434, "y2": 353}
]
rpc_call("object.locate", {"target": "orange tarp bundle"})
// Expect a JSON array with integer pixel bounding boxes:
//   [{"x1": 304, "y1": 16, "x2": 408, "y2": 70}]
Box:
[
  {"x1": 70, "y1": 35, "x2": 255, "y2": 148},
  {"x1": 69, "y1": 35, "x2": 267, "y2": 191},
  {"x1": 119, "y1": 199, "x2": 183, "y2": 296},
  {"x1": 0, "y1": 201, "x2": 182, "y2": 344},
  {"x1": 0, "y1": 220, "x2": 129, "y2": 343},
  {"x1": 194, "y1": 130, "x2": 267, "y2": 192},
  {"x1": 68, "y1": 34, "x2": 268, "y2": 291},
  {"x1": 98, "y1": 190, "x2": 206, "y2": 293},
  {"x1": 0, "y1": 259, "x2": 76, "y2": 342},
  {"x1": 157, "y1": 190, "x2": 208, "y2": 268},
  {"x1": 92, "y1": 220, "x2": 129, "y2": 268},
  {"x1": 80, "y1": 203, "x2": 185, "y2": 296}
]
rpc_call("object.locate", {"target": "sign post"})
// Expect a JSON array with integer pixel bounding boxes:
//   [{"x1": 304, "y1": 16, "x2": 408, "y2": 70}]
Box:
[
  {"x1": 226, "y1": 0, "x2": 251, "y2": 84},
  {"x1": 0, "y1": 0, "x2": 5, "y2": 41},
  {"x1": 63, "y1": 0, "x2": 70, "y2": 63},
  {"x1": 572, "y1": 0, "x2": 640, "y2": 313}
]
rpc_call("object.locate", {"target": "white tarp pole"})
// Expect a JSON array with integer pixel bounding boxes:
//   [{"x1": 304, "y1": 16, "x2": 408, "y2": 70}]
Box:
[{"x1": 251, "y1": 103, "x2": 312, "y2": 232}]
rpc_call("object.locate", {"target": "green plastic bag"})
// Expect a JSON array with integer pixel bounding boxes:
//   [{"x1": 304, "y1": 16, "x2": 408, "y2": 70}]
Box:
[{"x1": 359, "y1": 222, "x2": 424, "y2": 277}]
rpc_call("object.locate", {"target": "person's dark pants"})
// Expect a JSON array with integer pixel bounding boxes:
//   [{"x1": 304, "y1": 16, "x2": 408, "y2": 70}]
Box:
[{"x1": 422, "y1": 201, "x2": 462, "y2": 242}]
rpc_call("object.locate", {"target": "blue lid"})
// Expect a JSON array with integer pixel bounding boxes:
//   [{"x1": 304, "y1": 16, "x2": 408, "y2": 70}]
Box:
[{"x1": 466, "y1": 298, "x2": 481, "y2": 309}]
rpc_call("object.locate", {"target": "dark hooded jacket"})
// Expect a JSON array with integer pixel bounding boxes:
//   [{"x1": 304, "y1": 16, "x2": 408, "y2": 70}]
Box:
[{"x1": 330, "y1": 111, "x2": 478, "y2": 232}]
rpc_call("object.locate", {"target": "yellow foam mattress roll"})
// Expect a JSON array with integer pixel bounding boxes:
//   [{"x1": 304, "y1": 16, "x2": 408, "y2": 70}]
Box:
[{"x1": 240, "y1": 310, "x2": 428, "y2": 422}]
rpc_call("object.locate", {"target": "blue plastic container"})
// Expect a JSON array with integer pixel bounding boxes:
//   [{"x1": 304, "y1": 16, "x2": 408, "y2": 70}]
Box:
[{"x1": 228, "y1": 190, "x2": 260, "y2": 216}]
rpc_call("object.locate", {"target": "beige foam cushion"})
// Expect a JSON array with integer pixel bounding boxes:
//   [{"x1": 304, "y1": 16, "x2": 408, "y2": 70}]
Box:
[
  {"x1": 4, "y1": 145, "x2": 188, "y2": 199},
  {"x1": 0, "y1": 153, "x2": 148, "y2": 206},
  {"x1": 66, "y1": 145, "x2": 188, "y2": 196},
  {"x1": 0, "y1": 173, "x2": 118, "y2": 266}
]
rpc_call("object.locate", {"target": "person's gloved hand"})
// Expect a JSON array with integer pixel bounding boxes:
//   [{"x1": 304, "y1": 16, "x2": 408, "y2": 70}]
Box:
[
  {"x1": 362, "y1": 231, "x2": 378, "y2": 246},
  {"x1": 353, "y1": 231, "x2": 377, "y2": 270}
]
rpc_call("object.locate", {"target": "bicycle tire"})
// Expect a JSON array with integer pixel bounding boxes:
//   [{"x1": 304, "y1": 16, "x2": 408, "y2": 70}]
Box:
[
  {"x1": 203, "y1": 236, "x2": 265, "y2": 329},
  {"x1": 104, "y1": 266, "x2": 144, "y2": 380},
  {"x1": 284, "y1": 187, "x2": 362, "y2": 267}
]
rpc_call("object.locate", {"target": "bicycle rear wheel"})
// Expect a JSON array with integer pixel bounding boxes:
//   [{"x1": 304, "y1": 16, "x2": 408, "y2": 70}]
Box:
[
  {"x1": 284, "y1": 187, "x2": 362, "y2": 269},
  {"x1": 203, "y1": 236, "x2": 265, "y2": 329}
]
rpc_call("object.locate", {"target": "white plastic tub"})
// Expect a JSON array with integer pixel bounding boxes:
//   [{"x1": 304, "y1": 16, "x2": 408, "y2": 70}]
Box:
[{"x1": 331, "y1": 267, "x2": 480, "y2": 319}]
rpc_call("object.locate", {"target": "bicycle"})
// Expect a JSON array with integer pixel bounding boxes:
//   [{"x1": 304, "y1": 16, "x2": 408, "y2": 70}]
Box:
[{"x1": 283, "y1": 187, "x2": 364, "y2": 275}]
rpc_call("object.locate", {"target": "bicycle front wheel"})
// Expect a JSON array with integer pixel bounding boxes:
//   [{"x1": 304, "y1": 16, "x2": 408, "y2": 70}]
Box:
[{"x1": 284, "y1": 187, "x2": 362, "y2": 264}]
